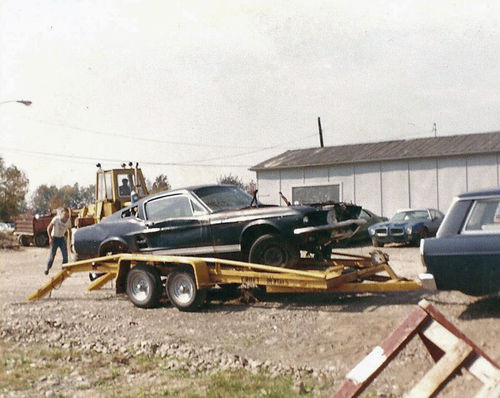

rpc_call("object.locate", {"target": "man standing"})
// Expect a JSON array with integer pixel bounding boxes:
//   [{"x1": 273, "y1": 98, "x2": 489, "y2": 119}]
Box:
[{"x1": 45, "y1": 207, "x2": 72, "y2": 275}]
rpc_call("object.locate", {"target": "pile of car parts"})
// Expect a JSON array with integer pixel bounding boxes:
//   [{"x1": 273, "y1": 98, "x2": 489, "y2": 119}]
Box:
[
  {"x1": 28, "y1": 251, "x2": 435, "y2": 311},
  {"x1": 332, "y1": 299, "x2": 500, "y2": 398}
]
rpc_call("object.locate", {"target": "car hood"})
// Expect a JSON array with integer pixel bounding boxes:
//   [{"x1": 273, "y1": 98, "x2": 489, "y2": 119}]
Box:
[
  {"x1": 370, "y1": 221, "x2": 424, "y2": 229},
  {"x1": 210, "y1": 205, "x2": 314, "y2": 220}
]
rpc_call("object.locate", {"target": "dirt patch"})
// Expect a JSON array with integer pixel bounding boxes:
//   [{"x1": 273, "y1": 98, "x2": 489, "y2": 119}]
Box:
[{"x1": 1, "y1": 247, "x2": 498, "y2": 397}]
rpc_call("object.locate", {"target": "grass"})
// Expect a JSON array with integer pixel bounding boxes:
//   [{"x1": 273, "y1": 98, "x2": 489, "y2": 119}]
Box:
[{"x1": 0, "y1": 343, "x2": 326, "y2": 397}]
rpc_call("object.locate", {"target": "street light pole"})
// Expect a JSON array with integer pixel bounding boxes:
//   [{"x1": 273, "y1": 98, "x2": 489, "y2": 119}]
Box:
[{"x1": 0, "y1": 99, "x2": 32, "y2": 107}]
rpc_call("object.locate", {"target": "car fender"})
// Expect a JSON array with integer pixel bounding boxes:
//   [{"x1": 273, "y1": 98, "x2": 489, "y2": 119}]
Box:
[
  {"x1": 239, "y1": 220, "x2": 284, "y2": 246},
  {"x1": 98, "y1": 236, "x2": 130, "y2": 256}
]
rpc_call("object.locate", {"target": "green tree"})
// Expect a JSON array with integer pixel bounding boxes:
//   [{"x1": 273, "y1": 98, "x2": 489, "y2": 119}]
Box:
[
  {"x1": 0, "y1": 158, "x2": 30, "y2": 221},
  {"x1": 31, "y1": 183, "x2": 96, "y2": 213},
  {"x1": 149, "y1": 174, "x2": 171, "y2": 194},
  {"x1": 217, "y1": 174, "x2": 257, "y2": 195},
  {"x1": 217, "y1": 173, "x2": 244, "y2": 189}
]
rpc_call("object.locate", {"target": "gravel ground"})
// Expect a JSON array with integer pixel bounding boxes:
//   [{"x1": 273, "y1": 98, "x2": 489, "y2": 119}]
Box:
[{"x1": 1, "y1": 246, "x2": 498, "y2": 397}]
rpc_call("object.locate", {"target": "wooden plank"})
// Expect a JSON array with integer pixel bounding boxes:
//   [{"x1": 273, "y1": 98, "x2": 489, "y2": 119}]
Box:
[
  {"x1": 419, "y1": 300, "x2": 500, "y2": 367},
  {"x1": 332, "y1": 307, "x2": 429, "y2": 398},
  {"x1": 421, "y1": 319, "x2": 460, "y2": 352},
  {"x1": 467, "y1": 356, "x2": 500, "y2": 387},
  {"x1": 474, "y1": 382, "x2": 500, "y2": 398},
  {"x1": 406, "y1": 340, "x2": 473, "y2": 398}
]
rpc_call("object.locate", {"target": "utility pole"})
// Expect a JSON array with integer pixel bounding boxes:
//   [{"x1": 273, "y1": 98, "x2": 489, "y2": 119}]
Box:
[
  {"x1": 433, "y1": 122, "x2": 437, "y2": 137},
  {"x1": 318, "y1": 117, "x2": 324, "y2": 148}
]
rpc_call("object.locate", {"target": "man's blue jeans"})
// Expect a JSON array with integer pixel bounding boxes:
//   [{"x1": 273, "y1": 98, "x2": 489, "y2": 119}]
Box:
[{"x1": 46, "y1": 237, "x2": 68, "y2": 271}]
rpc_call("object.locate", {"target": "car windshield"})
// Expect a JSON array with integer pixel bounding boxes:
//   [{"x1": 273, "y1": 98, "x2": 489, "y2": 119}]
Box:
[
  {"x1": 193, "y1": 186, "x2": 254, "y2": 212},
  {"x1": 391, "y1": 210, "x2": 429, "y2": 222}
]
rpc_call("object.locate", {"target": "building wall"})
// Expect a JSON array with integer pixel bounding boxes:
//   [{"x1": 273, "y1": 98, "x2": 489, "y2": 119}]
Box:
[{"x1": 255, "y1": 153, "x2": 500, "y2": 217}]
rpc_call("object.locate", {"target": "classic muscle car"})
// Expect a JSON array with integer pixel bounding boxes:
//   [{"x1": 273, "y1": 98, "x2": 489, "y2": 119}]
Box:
[
  {"x1": 368, "y1": 208, "x2": 444, "y2": 247},
  {"x1": 74, "y1": 185, "x2": 365, "y2": 267},
  {"x1": 421, "y1": 188, "x2": 500, "y2": 295}
]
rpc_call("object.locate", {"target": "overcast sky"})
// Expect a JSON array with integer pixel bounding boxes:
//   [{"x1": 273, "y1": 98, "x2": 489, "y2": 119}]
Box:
[{"x1": 1, "y1": 1, "x2": 500, "y2": 196}]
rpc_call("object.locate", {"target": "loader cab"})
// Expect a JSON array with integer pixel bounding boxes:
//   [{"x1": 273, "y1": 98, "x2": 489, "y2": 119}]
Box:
[
  {"x1": 95, "y1": 167, "x2": 148, "y2": 215},
  {"x1": 75, "y1": 165, "x2": 149, "y2": 228}
]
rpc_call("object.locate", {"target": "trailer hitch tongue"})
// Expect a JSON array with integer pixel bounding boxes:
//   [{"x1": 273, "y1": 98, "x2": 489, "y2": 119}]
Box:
[{"x1": 370, "y1": 250, "x2": 389, "y2": 265}]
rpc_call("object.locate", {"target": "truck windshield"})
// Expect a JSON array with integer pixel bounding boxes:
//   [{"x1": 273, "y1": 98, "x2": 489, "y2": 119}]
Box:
[{"x1": 193, "y1": 186, "x2": 254, "y2": 212}]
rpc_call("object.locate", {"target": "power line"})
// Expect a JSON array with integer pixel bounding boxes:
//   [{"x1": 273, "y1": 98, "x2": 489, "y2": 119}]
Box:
[
  {"x1": 25, "y1": 117, "x2": 280, "y2": 150},
  {"x1": 1, "y1": 146, "x2": 253, "y2": 168}
]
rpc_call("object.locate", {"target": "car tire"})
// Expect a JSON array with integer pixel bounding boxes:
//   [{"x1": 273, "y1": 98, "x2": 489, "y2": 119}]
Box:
[
  {"x1": 166, "y1": 267, "x2": 207, "y2": 312},
  {"x1": 34, "y1": 233, "x2": 49, "y2": 247},
  {"x1": 248, "y1": 234, "x2": 299, "y2": 268},
  {"x1": 371, "y1": 238, "x2": 383, "y2": 247},
  {"x1": 412, "y1": 228, "x2": 428, "y2": 247},
  {"x1": 126, "y1": 264, "x2": 163, "y2": 308}
]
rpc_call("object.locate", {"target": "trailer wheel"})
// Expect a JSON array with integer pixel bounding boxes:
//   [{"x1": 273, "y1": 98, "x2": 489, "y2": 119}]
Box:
[
  {"x1": 248, "y1": 234, "x2": 299, "y2": 268},
  {"x1": 166, "y1": 268, "x2": 206, "y2": 312},
  {"x1": 34, "y1": 233, "x2": 48, "y2": 247},
  {"x1": 126, "y1": 264, "x2": 162, "y2": 308}
]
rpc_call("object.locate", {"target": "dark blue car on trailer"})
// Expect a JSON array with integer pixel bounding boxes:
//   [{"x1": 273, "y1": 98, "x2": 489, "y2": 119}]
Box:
[{"x1": 421, "y1": 188, "x2": 500, "y2": 296}]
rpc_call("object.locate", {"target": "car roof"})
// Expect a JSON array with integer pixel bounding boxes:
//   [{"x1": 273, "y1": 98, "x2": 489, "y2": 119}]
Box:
[
  {"x1": 395, "y1": 208, "x2": 432, "y2": 213},
  {"x1": 136, "y1": 184, "x2": 242, "y2": 204},
  {"x1": 456, "y1": 188, "x2": 500, "y2": 200}
]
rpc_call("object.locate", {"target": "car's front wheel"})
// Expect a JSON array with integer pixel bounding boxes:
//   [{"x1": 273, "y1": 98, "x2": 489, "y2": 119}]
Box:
[{"x1": 248, "y1": 234, "x2": 299, "y2": 268}]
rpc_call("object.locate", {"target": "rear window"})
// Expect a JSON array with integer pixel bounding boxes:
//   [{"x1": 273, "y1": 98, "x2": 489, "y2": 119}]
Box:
[{"x1": 463, "y1": 199, "x2": 500, "y2": 232}]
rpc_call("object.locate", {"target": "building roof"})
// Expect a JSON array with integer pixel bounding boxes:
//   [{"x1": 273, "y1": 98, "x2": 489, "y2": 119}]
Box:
[{"x1": 250, "y1": 131, "x2": 500, "y2": 171}]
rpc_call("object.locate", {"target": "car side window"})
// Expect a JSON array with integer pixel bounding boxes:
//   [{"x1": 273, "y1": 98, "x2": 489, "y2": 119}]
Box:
[
  {"x1": 145, "y1": 195, "x2": 193, "y2": 221},
  {"x1": 463, "y1": 199, "x2": 500, "y2": 232}
]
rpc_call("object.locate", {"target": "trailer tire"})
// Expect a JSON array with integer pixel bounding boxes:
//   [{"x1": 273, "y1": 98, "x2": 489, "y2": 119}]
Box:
[
  {"x1": 34, "y1": 233, "x2": 49, "y2": 247},
  {"x1": 126, "y1": 264, "x2": 162, "y2": 308},
  {"x1": 166, "y1": 268, "x2": 206, "y2": 312},
  {"x1": 248, "y1": 234, "x2": 298, "y2": 268}
]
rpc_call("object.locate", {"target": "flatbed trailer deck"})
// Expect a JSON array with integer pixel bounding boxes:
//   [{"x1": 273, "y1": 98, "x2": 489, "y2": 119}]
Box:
[{"x1": 28, "y1": 251, "x2": 436, "y2": 311}]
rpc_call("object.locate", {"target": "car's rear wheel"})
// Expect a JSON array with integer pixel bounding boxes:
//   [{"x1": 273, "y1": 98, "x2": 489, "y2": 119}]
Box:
[
  {"x1": 126, "y1": 264, "x2": 163, "y2": 308},
  {"x1": 166, "y1": 268, "x2": 207, "y2": 311},
  {"x1": 248, "y1": 234, "x2": 299, "y2": 268},
  {"x1": 412, "y1": 228, "x2": 428, "y2": 247}
]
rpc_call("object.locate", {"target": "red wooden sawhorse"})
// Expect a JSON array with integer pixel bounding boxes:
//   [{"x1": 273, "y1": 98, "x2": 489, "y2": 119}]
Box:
[{"x1": 333, "y1": 299, "x2": 500, "y2": 398}]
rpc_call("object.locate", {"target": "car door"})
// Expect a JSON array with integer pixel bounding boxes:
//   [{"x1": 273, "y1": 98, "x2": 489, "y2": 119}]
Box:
[
  {"x1": 426, "y1": 199, "x2": 500, "y2": 294},
  {"x1": 141, "y1": 194, "x2": 211, "y2": 255}
]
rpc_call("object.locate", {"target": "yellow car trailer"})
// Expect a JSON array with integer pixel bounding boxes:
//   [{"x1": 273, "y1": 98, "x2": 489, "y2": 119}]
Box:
[{"x1": 28, "y1": 251, "x2": 436, "y2": 312}]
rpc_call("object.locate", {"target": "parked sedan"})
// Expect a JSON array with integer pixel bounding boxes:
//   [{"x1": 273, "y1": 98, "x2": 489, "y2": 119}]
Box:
[
  {"x1": 369, "y1": 208, "x2": 444, "y2": 247},
  {"x1": 74, "y1": 185, "x2": 365, "y2": 267},
  {"x1": 421, "y1": 189, "x2": 500, "y2": 296},
  {"x1": 350, "y1": 209, "x2": 388, "y2": 243}
]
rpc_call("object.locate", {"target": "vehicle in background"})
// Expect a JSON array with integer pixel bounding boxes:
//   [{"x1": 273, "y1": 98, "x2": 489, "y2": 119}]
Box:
[
  {"x1": 75, "y1": 163, "x2": 149, "y2": 228},
  {"x1": 369, "y1": 208, "x2": 444, "y2": 247},
  {"x1": 14, "y1": 211, "x2": 77, "y2": 247},
  {"x1": 74, "y1": 184, "x2": 365, "y2": 267},
  {"x1": 349, "y1": 209, "x2": 388, "y2": 243},
  {"x1": 0, "y1": 222, "x2": 14, "y2": 234},
  {"x1": 421, "y1": 189, "x2": 500, "y2": 296}
]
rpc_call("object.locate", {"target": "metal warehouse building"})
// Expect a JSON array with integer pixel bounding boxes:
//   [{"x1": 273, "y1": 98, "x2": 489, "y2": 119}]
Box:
[{"x1": 250, "y1": 131, "x2": 500, "y2": 217}]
